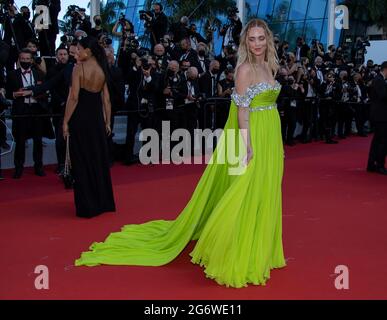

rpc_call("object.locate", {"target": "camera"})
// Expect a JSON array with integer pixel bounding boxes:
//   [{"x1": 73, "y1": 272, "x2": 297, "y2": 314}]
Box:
[
  {"x1": 124, "y1": 35, "x2": 139, "y2": 50},
  {"x1": 60, "y1": 34, "x2": 74, "y2": 44},
  {"x1": 141, "y1": 58, "x2": 151, "y2": 71},
  {"x1": 118, "y1": 13, "x2": 126, "y2": 25},
  {"x1": 104, "y1": 37, "x2": 112, "y2": 45},
  {"x1": 226, "y1": 41, "x2": 237, "y2": 54},
  {"x1": 226, "y1": 6, "x2": 239, "y2": 19},
  {"x1": 139, "y1": 10, "x2": 153, "y2": 21}
]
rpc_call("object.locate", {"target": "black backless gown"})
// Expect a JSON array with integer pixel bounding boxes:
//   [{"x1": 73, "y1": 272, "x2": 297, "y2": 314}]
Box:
[{"x1": 68, "y1": 76, "x2": 116, "y2": 218}]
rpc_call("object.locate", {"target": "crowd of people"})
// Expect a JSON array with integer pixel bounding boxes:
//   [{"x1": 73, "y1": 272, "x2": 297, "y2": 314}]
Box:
[{"x1": 1, "y1": 2, "x2": 386, "y2": 181}]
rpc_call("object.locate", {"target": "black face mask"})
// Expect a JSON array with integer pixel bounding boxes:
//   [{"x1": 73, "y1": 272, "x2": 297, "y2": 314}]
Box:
[
  {"x1": 212, "y1": 68, "x2": 219, "y2": 74},
  {"x1": 198, "y1": 50, "x2": 205, "y2": 57},
  {"x1": 20, "y1": 61, "x2": 31, "y2": 70},
  {"x1": 22, "y1": 12, "x2": 30, "y2": 20},
  {"x1": 68, "y1": 56, "x2": 76, "y2": 64},
  {"x1": 167, "y1": 69, "x2": 175, "y2": 77},
  {"x1": 95, "y1": 19, "x2": 102, "y2": 26}
]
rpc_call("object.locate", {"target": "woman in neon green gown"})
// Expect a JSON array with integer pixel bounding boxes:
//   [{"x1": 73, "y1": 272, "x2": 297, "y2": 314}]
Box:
[{"x1": 75, "y1": 19, "x2": 286, "y2": 288}]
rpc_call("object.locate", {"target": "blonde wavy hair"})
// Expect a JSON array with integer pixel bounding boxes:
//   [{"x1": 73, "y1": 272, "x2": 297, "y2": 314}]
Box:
[{"x1": 235, "y1": 19, "x2": 279, "y2": 78}]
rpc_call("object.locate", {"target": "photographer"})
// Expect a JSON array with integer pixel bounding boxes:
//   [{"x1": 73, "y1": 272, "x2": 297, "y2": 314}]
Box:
[
  {"x1": 179, "y1": 59, "x2": 191, "y2": 82},
  {"x1": 170, "y1": 16, "x2": 190, "y2": 44},
  {"x1": 176, "y1": 66, "x2": 201, "y2": 152},
  {"x1": 351, "y1": 72, "x2": 368, "y2": 137},
  {"x1": 162, "y1": 60, "x2": 182, "y2": 141},
  {"x1": 283, "y1": 75, "x2": 305, "y2": 146},
  {"x1": 68, "y1": 6, "x2": 91, "y2": 35},
  {"x1": 0, "y1": 1, "x2": 19, "y2": 71},
  {"x1": 294, "y1": 37, "x2": 310, "y2": 62},
  {"x1": 25, "y1": 38, "x2": 47, "y2": 75},
  {"x1": 97, "y1": 32, "x2": 113, "y2": 50},
  {"x1": 105, "y1": 48, "x2": 124, "y2": 165},
  {"x1": 215, "y1": 44, "x2": 237, "y2": 72},
  {"x1": 177, "y1": 38, "x2": 200, "y2": 71},
  {"x1": 336, "y1": 70, "x2": 352, "y2": 139},
  {"x1": 26, "y1": 45, "x2": 71, "y2": 174},
  {"x1": 188, "y1": 23, "x2": 208, "y2": 51},
  {"x1": 90, "y1": 15, "x2": 108, "y2": 39},
  {"x1": 199, "y1": 60, "x2": 221, "y2": 130},
  {"x1": 353, "y1": 36, "x2": 370, "y2": 66},
  {"x1": 278, "y1": 41, "x2": 289, "y2": 62},
  {"x1": 323, "y1": 44, "x2": 337, "y2": 63},
  {"x1": 299, "y1": 68, "x2": 320, "y2": 143},
  {"x1": 161, "y1": 34, "x2": 178, "y2": 60},
  {"x1": 124, "y1": 56, "x2": 161, "y2": 165},
  {"x1": 319, "y1": 71, "x2": 341, "y2": 144},
  {"x1": 220, "y1": 6, "x2": 242, "y2": 48},
  {"x1": 310, "y1": 39, "x2": 324, "y2": 62},
  {"x1": 196, "y1": 42, "x2": 211, "y2": 76},
  {"x1": 13, "y1": 6, "x2": 36, "y2": 52},
  {"x1": 6, "y1": 49, "x2": 48, "y2": 179},
  {"x1": 112, "y1": 15, "x2": 134, "y2": 38},
  {"x1": 141, "y1": 3, "x2": 168, "y2": 50},
  {"x1": 153, "y1": 44, "x2": 169, "y2": 73}
]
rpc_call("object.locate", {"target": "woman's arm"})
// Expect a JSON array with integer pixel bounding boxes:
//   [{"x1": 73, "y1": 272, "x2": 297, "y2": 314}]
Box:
[
  {"x1": 102, "y1": 81, "x2": 112, "y2": 135},
  {"x1": 217, "y1": 83, "x2": 223, "y2": 97},
  {"x1": 232, "y1": 65, "x2": 253, "y2": 162},
  {"x1": 62, "y1": 64, "x2": 81, "y2": 137},
  {"x1": 38, "y1": 57, "x2": 47, "y2": 75},
  {"x1": 112, "y1": 21, "x2": 122, "y2": 37}
]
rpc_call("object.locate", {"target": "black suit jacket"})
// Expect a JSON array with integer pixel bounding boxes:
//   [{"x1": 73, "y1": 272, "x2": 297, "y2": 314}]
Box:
[
  {"x1": 6, "y1": 67, "x2": 54, "y2": 139},
  {"x1": 13, "y1": 15, "x2": 36, "y2": 49},
  {"x1": 6, "y1": 67, "x2": 46, "y2": 115},
  {"x1": 198, "y1": 71, "x2": 219, "y2": 99},
  {"x1": 176, "y1": 79, "x2": 201, "y2": 107},
  {"x1": 369, "y1": 74, "x2": 387, "y2": 123}
]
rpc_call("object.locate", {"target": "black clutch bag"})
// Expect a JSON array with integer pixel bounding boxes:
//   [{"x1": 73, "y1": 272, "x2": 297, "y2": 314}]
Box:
[{"x1": 62, "y1": 136, "x2": 74, "y2": 189}]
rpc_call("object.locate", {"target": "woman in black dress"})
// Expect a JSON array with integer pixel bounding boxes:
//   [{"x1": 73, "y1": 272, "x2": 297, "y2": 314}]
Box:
[{"x1": 63, "y1": 37, "x2": 116, "y2": 218}]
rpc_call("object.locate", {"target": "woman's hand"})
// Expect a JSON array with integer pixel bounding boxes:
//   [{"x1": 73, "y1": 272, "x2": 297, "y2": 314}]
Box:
[
  {"x1": 244, "y1": 144, "x2": 254, "y2": 166},
  {"x1": 106, "y1": 123, "x2": 112, "y2": 136},
  {"x1": 63, "y1": 122, "x2": 69, "y2": 139}
]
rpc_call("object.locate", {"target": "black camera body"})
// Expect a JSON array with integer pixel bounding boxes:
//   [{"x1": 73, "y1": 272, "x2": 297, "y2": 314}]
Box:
[
  {"x1": 227, "y1": 6, "x2": 239, "y2": 19},
  {"x1": 0, "y1": 0, "x2": 15, "y2": 22},
  {"x1": 139, "y1": 10, "x2": 153, "y2": 21}
]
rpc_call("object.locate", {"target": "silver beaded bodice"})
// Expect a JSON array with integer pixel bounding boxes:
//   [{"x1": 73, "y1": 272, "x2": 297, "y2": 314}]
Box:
[{"x1": 231, "y1": 81, "x2": 282, "y2": 110}]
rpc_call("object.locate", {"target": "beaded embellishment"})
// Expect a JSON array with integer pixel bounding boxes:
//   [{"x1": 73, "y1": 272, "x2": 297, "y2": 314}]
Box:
[
  {"x1": 249, "y1": 103, "x2": 277, "y2": 112},
  {"x1": 231, "y1": 81, "x2": 282, "y2": 109}
]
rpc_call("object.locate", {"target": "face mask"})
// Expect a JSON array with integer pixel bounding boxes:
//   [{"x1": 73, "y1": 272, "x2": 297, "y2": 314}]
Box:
[
  {"x1": 167, "y1": 69, "x2": 174, "y2": 77},
  {"x1": 20, "y1": 61, "x2": 31, "y2": 70},
  {"x1": 68, "y1": 56, "x2": 76, "y2": 64},
  {"x1": 212, "y1": 68, "x2": 219, "y2": 74},
  {"x1": 23, "y1": 12, "x2": 31, "y2": 20},
  {"x1": 198, "y1": 50, "x2": 205, "y2": 56},
  {"x1": 95, "y1": 19, "x2": 102, "y2": 26}
]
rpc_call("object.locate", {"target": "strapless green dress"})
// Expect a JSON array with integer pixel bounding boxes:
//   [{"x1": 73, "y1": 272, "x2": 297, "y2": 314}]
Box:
[{"x1": 75, "y1": 81, "x2": 286, "y2": 288}]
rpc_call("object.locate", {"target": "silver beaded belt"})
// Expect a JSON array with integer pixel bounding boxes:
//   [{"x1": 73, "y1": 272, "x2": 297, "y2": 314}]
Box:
[{"x1": 249, "y1": 103, "x2": 277, "y2": 112}]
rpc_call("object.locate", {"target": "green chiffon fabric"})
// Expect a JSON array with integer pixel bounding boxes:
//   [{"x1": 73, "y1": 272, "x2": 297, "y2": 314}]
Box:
[{"x1": 75, "y1": 82, "x2": 286, "y2": 288}]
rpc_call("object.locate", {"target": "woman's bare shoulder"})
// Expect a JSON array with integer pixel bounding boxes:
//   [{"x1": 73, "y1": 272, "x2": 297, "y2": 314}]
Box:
[{"x1": 236, "y1": 63, "x2": 252, "y2": 77}]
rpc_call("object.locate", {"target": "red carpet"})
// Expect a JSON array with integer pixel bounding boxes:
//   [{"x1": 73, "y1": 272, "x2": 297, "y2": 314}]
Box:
[{"x1": 1, "y1": 135, "x2": 386, "y2": 300}]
